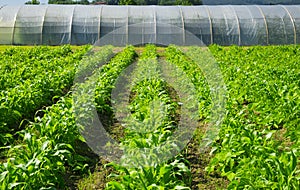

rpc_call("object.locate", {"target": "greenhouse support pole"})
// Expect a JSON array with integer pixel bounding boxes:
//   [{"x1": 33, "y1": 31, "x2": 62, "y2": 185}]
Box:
[
  {"x1": 41, "y1": 6, "x2": 50, "y2": 45},
  {"x1": 11, "y1": 6, "x2": 22, "y2": 45},
  {"x1": 98, "y1": 6, "x2": 103, "y2": 42},
  {"x1": 142, "y1": 18, "x2": 144, "y2": 45},
  {"x1": 113, "y1": 19, "x2": 115, "y2": 44},
  {"x1": 231, "y1": 5, "x2": 241, "y2": 46},
  {"x1": 70, "y1": 6, "x2": 75, "y2": 44},
  {"x1": 194, "y1": 7, "x2": 204, "y2": 44},
  {"x1": 256, "y1": 5, "x2": 269, "y2": 45},
  {"x1": 40, "y1": 6, "x2": 48, "y2": 45},
  {"x1": 245, "y1": 6, "x2": 255, "y2": 45},
  {"x1": 179, "y1": 6, "x2": 185, "y2": 45},
  {"x1": 126, "y1": 6, "x2": 129, "y2": 45},
  {"x1": 204, "y1": 6, "x2": 213, "y2": 45},
  {"x1": 153, "y1": 7, "x2": 157, "y2": 44},
  {"x1": 281, "y1": 5, "x2": 297, "y2": 45}
]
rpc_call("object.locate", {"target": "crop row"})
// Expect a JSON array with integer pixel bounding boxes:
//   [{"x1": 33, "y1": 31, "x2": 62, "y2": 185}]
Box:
[
  {"x1": 0, "y1": 46, "x2": 125, "y2": 189},
  {"x1": 106, "y1": 45, "x2": 191, "y2": 189},
  {"x1": 160, "y1": 45, "x2": 300, "y2": 189},
  {"x1": 205, "y1": 45, "x2": 300, "y2": 189},
  {"x1": 0, "y1": 46, "x2": 89, "y2": 146},
  {"x1": 0, "y1": 46, "x2": 75, "y2": 91},
  {"x1": 0, "y1": 45, "x2": 201, "y2": 189}
]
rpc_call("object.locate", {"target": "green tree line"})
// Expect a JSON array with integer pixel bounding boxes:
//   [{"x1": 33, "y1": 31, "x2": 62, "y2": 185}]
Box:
[{"x1": 25, "y1": 0, "x2": 40, "y2": 4}]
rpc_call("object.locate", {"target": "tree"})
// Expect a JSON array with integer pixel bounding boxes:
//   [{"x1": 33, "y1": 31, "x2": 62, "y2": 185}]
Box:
[
  {"x1": 48, "y1": 0, "x2": 72, "y2": 4},
  {"x1": 118, "y1": 0, "x2": 137, "y2": 5},
  {"x1": 25, "y1": 0, "x2": 40, "y2": 4},
  {"x1": 48, "y1": 0, "x2": 90, "y2": 4},
  {"x1": 175, "y1": 0, "x2": 192, "y2": 5},
  {"x1": 118, "y1": 0, "x2": 201, "y2": 5}
]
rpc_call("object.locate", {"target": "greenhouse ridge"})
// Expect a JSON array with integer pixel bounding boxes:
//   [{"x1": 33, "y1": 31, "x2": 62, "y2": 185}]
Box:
[{"x1": 0, "y1": 5, "x2": 300, "y2": 46}]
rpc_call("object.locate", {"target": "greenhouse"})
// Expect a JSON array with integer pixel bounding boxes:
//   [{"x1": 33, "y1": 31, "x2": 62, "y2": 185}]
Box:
[{"x1": 0, "y1": 5, "x2": 300, "y2": 46}]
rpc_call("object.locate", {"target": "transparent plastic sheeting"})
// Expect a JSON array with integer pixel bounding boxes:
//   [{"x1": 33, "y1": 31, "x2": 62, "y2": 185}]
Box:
[{"x1": 0, "y1": 5, "x2": 300, "y2": 46}]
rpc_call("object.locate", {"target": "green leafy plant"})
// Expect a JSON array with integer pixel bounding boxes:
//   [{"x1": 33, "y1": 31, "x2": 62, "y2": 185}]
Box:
[
  {"x1": 0, "y1": 45, "x2": 90, "y2": 146},
  {"x1": 106, "y1": 45, "x2": 191, "y2": 189}
]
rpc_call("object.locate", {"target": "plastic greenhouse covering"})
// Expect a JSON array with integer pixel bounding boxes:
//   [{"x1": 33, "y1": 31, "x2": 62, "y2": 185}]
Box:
[{"x1": 0, "y1": 5, "x2": 300, "y2": 46}]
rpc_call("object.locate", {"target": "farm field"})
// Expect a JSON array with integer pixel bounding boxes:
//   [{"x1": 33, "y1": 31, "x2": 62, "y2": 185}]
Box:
[{"x1": 0, "y1": 44, "x2": 299, "y2": 189}]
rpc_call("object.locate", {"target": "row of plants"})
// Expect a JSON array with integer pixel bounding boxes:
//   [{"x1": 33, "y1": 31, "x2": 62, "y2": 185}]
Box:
[
  {"x1": 0, "y1": 46, "x2": 74, "y2": 91},
  {"x1": 95, "y1": 45, "x2": 299, "y2": 189},
  {"x1": 164, "y1": 46, "x2": 212, "y2": 120},
  {"x1": 163, "y1": 45, "x2": 300, "y2": 189},
  {"x1": 163, "y1": 46, "x2": 225, "y2": 189},
  {"x1": 0, "y1": 45, "x2": 89, "y2": 146},
  {"x1": 0, "y1": 46, "x2": 119, "y2": 189},
  {"x1": 0, "y1": 97, "x2": 84, "y2": 189},
  {"x1": 105, "y1": 45, "x2": 192, "y2": 189},
  {"x1": 94, "y1": 46, "x2": 137, "y2": 115},
  {"x1": 164, "y1": 46, "x2": 223, "y2": 149},
  {"x1": 204, "y1": 45, "x2": 300, "y2": 189}
]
